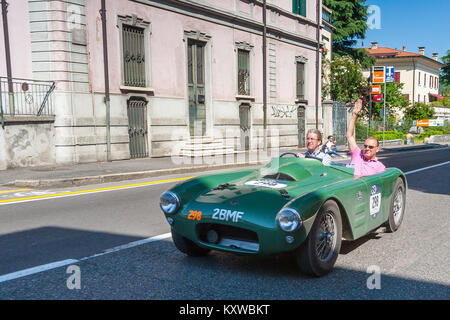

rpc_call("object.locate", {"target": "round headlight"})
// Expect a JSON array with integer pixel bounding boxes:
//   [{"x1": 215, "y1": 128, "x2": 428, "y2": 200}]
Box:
[
  {"x1": 276, "y1": 208, "x2": 301, "y2": 232},
  {"x1": 160, "y1": 191, "x2": 180, "y2": 215}
]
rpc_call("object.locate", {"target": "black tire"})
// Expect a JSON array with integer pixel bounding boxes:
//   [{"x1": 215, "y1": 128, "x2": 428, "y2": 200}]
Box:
[
  {"x1": 385, "y1": 178, "x2": 406, "y2": 233},
  {"x1": 171, "y1": 229, "x2": 210, "y2": 257},
  {"x1": 295, "y1": 200, "x2": 342, "y2": 277}
]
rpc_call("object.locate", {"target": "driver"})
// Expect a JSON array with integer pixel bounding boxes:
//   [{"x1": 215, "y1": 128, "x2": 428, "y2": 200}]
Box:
[{"x1": 297, "y1": 129, "x2": 332, "y2": 166}]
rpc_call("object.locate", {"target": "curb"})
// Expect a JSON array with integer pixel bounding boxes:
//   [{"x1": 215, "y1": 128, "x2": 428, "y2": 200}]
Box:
[{"x1": 10, "y1": 160, "x2": 267, "y2": 188}]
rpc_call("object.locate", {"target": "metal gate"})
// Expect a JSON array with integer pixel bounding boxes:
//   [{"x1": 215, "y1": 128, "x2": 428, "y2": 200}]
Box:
[
  {"x1": 297, "y1": 106, "x2": 305, "y2": 148},
  {"x1": 239, "y1": 104, "x2": 250, "y2": 150},
  {"x1": 332, "y1": 101, "x2": 347, "y2": 146},
  {"x1": 127, "y1": 97, "x2": 149, "y2": 158}
]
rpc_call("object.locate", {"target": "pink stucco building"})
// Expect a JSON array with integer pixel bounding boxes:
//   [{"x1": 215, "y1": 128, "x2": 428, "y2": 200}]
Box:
[{"x1": 0, "y1": 0, "x2": 331, "y2": 167}]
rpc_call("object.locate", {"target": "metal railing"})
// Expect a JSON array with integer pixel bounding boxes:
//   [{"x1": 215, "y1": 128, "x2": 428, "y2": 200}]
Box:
[{"x1": 0, "y1": 77, "x2": 55, "y2": 120}]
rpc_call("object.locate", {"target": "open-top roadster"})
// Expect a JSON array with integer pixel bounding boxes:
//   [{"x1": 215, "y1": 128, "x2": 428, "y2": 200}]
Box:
[{"x1": 160, "y1": 154, "x2": 407, "y2": 277}]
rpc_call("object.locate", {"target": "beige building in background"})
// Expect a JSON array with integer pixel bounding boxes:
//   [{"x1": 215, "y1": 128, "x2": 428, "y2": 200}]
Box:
[{"x1": 363, "y1": 42, "x2": 445, "y2": 106}]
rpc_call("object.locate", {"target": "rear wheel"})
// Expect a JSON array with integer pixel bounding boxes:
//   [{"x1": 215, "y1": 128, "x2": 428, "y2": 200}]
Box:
[
  {"x1": 295, "y1": 200, "x2": 342, "y2": 277},
  {"x1": 171, "y1": 229, "x2": 210, "y2": 257},
  {"x1": 385, "y1": 178, "x2": 406, "y2": 233}
]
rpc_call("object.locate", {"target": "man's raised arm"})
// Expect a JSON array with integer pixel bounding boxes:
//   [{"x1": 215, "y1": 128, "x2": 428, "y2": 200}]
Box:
[{"x1": 346, "y1": 99, "x2": 363, "y2": 153}]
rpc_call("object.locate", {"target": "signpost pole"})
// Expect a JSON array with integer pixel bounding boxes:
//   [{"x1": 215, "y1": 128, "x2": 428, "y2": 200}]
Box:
[{"x1": 383, "y1": 82, "x2": 386, "y2": 147}]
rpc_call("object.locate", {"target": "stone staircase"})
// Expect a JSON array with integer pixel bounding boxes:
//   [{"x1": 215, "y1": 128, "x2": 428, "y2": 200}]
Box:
[{"x1": 179, "y1": 136, "x2": 239, "y2": 157}]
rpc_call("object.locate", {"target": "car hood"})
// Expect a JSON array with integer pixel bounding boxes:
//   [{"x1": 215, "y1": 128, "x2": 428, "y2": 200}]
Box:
[{"x1": 190, "y1": 158, "x2": 350, "y2": 215}]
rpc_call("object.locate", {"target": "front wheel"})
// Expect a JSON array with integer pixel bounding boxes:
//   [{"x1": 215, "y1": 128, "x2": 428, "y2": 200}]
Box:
[
  {"x1": 171, "y1": 229, "x2": 210, "y2": 257},
  {"x1": 385, "y1": 178, "x2": 406, "y2": 233},
  {"x1": 294, "y1": 200, "x2": 342, "y2": 277}
]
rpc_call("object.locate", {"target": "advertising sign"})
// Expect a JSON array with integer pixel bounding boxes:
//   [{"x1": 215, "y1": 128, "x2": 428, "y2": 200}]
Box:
[
  {"x1": 372, "y1": 66, "x2": 385, "y2": 84},
  {"x1": 371, "y1": 85, "x2": 381, "y2": 94},
  {"x1": 413, "y1": 119, "x2": 444, "y2": 127},
  {"x1": 373, "y1": 94, "x2": 383, "y2": 102}
]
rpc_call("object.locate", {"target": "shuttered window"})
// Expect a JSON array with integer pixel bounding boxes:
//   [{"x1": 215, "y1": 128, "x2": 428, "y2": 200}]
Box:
[
  {"x1": 293, "y1": 0, "x2": 306, "y2": 17},
  {"x1": 296, "y1": 62, "x2": 305, "y2": 100},
  {"x1": 122, "y1": 25, "x2": 146, "y2": 87},
  {"x1": 394, "y1": 72, "x2": 400, "y2": 83},
  {"x1": 238, "y1": 49, "x2": 250, "y2": 95}
]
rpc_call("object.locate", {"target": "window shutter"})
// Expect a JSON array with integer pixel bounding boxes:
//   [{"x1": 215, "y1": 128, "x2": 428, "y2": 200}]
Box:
[
  {"x1": 394, "y1": 72, "x2": 400, "y2": 83},
  {"x1": 299, "y1": 0, "x2": 306, "y2": 17},
  {"x1": 296, "y1": 62, "x2": 305, "y2": 100},
  {"x1": 292, "y1": 0, "x2": 299, "y2": 14}
]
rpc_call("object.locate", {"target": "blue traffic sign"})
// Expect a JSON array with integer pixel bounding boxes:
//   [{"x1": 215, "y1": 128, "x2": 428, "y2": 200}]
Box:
[{"x1": 385, "y1": 66, "x2": 395, "y2": 83}]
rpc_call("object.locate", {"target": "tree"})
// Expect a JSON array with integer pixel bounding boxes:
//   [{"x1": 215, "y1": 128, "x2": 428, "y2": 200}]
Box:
[
  {"x1": 439, "y1": 50, "x2": 450, "y2": 95},
  {"x1": 328, "y1": 55, "x2": 369, "y2": 105},
  {"x1": 323, "y1": 0, "x2": 375, "y2": 68},
  {"x1": 404, "y1": 103, "x2": 435, "y2": 120},
  {"x1": 431, "y1": 96, "x2": 450, "y2": 107},
  {"x1": 370, "y1": 82, "x2": 410, "y2": 120}
]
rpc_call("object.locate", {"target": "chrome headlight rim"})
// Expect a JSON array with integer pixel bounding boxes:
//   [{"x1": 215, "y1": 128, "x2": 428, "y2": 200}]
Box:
[
  {"x1": 160, "y1": 191, "x2": 180, "y2": 215},
  {"x1": 276, "y1": 208, "x2": 302, "y2": 232}
]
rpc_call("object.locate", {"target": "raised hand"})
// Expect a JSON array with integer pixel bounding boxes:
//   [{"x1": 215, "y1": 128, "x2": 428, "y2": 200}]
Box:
[{"x1": 353, "y1": 99, "x2": 363, "y2": 116}]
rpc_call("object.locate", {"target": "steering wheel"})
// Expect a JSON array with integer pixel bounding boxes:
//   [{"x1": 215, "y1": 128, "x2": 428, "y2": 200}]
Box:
[
  {"x1": 304, "y1": 155, "x2": 323, "y2": 162},
  {"x1": 280, "y1": 152, "x2": 299, "y2": 158}
]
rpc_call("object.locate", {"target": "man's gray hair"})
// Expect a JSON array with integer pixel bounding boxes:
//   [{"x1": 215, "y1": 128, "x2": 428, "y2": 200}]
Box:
[{"x1": 307, "y1": 129, "x2": 323, "y2": 144}]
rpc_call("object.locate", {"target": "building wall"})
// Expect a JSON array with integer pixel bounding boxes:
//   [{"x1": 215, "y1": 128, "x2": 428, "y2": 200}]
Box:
[
  {"x1": 1, "y1": 0, "x2": 325, "y2": 167},
  {"x1": 0, "y1": 0, "x2": 33, "y2": 79}
]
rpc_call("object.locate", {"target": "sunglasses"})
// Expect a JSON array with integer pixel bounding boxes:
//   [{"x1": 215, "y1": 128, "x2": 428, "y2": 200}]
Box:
[{"x1": 364, "y1": 144, "x2": 376, "y2": 149}]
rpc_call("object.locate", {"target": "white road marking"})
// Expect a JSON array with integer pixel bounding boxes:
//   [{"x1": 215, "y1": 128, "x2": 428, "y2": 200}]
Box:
[
  {"x1": 0, "y1": 233, "x2": 172, "y2": 284},
  {"x1": 0, "y1": 259, "x2": 78, "y2": 284},
  {"x1": 0, "y1": 160, "x2": 449, "y2": 284},
  {"x1": 404, "y1": 161, "x2": 450, "y2": 175}
]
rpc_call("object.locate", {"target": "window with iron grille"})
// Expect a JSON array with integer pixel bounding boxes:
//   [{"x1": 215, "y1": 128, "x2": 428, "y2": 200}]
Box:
[
  {"x1": 296, "y1": 61, "x2": 305, "y2": 100},
  {"x1": 122, "y1": 24, "x2": 146, "y2": 87},
  {"x1": 238, "y1": 49, "x2": 250, "y2": 96}
]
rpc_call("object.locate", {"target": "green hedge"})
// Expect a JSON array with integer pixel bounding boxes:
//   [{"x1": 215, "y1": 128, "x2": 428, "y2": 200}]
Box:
[
  {"x1": 419, "y1": 130, "x2": 445, "y2": 139},
  {"x1": 372, "y1": 131, "x2": 404, "y2": 141}
]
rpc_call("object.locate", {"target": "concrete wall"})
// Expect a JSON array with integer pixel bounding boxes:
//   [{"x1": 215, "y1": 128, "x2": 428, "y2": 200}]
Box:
[{"x1": 0, "y1": 120, "x2": 55, "y2": 170}]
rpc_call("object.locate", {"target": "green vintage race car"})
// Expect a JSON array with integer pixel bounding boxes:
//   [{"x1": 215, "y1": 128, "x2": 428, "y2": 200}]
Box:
[{"x1": 160, "y1": 153, "x2": 407, "y2": 277}]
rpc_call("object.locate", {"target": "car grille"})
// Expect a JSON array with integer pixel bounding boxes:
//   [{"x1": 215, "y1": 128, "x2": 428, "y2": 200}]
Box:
[{"x1": 196, "y1": 223, "x2": 259, "y2": 253}]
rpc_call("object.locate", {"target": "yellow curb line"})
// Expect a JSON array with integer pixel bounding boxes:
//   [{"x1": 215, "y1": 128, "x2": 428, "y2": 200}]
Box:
[
  {"x1": 0, "y1": 177, "x2": 193, "y2": 204},
  {"x1": 0, "y1": 188, "x2": 32, "y2": 194}
]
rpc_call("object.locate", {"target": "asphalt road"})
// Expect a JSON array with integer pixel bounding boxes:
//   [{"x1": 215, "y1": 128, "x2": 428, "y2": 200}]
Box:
[{"x1": 0, "y1": 147, "x2": 449, "y2": 300}]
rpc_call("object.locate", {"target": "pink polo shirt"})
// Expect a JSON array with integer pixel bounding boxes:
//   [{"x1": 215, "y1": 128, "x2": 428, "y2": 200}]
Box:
[{"x1": 350, "y1": 146, "x2": 386, "y2": 177}]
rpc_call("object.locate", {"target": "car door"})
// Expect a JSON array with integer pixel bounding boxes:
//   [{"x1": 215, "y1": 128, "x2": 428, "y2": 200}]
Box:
[{"x1": 360, "y1": 174, "x2": 387, "y2": 232}]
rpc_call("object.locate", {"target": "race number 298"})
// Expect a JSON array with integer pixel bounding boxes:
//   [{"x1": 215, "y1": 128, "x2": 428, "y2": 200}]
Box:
[{"x1": 370, "y1": 184, "x2": 381, "y2": 219}]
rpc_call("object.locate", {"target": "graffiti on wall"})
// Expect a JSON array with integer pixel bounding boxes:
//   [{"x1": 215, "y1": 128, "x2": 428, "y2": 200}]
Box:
[{"x1": 271, "y1": 105, "x2": 296, "y2": 119}]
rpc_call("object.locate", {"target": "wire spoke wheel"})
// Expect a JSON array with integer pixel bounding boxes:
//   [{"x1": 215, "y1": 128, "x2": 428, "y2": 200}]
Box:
[{"x1": 316, "y1": 212, "x2": 337, "y2": 262}]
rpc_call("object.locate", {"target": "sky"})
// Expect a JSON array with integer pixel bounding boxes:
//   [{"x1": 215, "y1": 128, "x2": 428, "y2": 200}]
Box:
[{"x1": 361, "y1": 0, "x2": 450, "y2": 62}]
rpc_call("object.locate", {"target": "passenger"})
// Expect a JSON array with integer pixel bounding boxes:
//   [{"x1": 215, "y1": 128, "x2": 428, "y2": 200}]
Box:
[
  {"x1": 324, "y1": 135, "x2": 344, "y2": 158},
  {"x1": 346, "y1": 99, "x2": 386, "y2": 177},
  {"x1": 297, "y1": 129, "x2": 332, "y2": 166}
]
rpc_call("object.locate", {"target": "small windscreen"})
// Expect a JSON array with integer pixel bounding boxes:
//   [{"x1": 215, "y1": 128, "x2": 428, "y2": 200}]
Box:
[{"x1": 262, "y1": 172, "x2": 296, "y2": 182}]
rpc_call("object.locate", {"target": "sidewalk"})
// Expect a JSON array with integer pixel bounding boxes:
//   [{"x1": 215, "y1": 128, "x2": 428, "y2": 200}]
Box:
[{"x1": 0, "y1": 143, "x2": 446, "y2": 188}]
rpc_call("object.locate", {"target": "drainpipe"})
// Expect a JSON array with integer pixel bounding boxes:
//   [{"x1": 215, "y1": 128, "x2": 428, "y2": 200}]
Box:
[
  {"x1": 1, "y1": 0, "x2": 14, "y2": 114},
  {"x1": 315, "y1": 0, "x2": 320, "y2": 129},
  {"x1": 100, "y1": 0, "x2": 111, "y2": 161},
  {"x1": 262, "y1": 0, "x2": 267, "y2": 151}
]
